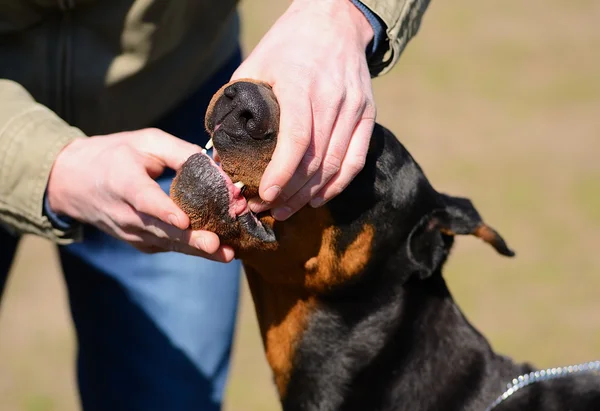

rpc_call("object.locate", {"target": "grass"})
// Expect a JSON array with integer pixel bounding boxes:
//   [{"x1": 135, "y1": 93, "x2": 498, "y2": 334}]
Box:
[{"x1": 1, "y1": 0, "x2": 599, "y2": 410}]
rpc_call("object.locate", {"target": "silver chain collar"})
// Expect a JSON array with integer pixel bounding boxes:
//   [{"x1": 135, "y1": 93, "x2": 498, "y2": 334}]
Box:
[{"x1": 485, "y1": 360, "x2": 600, "y2": 411}]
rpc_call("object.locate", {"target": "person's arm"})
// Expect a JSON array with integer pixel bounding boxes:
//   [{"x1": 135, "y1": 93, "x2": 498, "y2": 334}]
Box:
[
  {"x1": 0, "y1": 79, "x2": 85, "y2": 243},
  {"x1": 0, "y1": 80, "x2": 233, "y2": 262}
]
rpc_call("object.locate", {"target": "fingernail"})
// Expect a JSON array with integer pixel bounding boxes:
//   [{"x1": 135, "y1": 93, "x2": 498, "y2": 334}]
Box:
[
  {"x1": 272, "y1": 206, "x2": 293, "y2": 221},
  {"x1": 263, "y1": 186, "x2": 281, "y2": 202},
  {"x1": 168, "y1": 214, "x2": 180, "y2": 228},
  {"x1": 310, "y1": 197, "x2": 325, "y2": 208},
  {"x1": 249, "y1": 198, "x2": 270, "y2": 213}
]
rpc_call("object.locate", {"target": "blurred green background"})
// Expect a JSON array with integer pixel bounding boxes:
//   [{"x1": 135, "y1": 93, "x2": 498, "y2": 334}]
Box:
[{"x1": 1, "y1": 0, "x2": 599, "y2": 410}]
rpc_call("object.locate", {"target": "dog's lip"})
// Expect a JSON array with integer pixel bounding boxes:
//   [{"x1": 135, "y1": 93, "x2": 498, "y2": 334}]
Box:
[
  {"x1": 196, "y1": 151, "x2": 246, "y2": 218},
  {"x1": 198, "y1": 150, "x2": 266, "y2": 228}
]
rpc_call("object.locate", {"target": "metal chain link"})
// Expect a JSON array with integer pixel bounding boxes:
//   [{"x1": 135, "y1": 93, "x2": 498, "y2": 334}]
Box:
[{"x1": 486, "y1": 360, "x2": 600, "y2": 411}]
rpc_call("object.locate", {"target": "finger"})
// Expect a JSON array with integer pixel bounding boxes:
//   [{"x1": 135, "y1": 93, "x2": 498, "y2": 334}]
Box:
[
  {"x1": 276, "y1": 88, "x2": 342, "y2": 205},
  {"x1": 310, "y1": 116, "x2": 374, "y2": 207},
  {"x1": 125, "y1": 213, "x2": 235, "y2": 262},
  {"x1": 258, "y1": 89, "x2": 312, "y2": 203},
  {"x1": 134, "y1": 236, "x2": 235, "y2": 262},
  {"x1": 123, "y1": 179, "x2": 191, "y2": 230},
  {"x1": 189, "y1": 230, "x2": 221, "y2": 254},
  {"x1": 95, "y1": 218, "x2": 147, "y2": 244},
  {"x1": 272, "y1": 94, "x2": 362, "y2": 220},
  {"x1": 130, "y1": 210, "x2": 226, "y2": 257},
  {"x1": 160, "y1": 230, "x2": 234, "y2": 262},
  {"x1": 134, "y1": 128, "x2": 203, "y2": 171},
  {"x1": 248, "y1": 197, "x2": 276, "y2": 214}
]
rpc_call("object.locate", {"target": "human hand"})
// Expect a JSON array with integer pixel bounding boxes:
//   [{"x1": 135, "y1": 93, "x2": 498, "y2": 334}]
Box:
[
  {"x1": 232, "y1": 0, "x2": 376, "y2": 220},
  {"x1": 46, "y1": 128, "x2": 234, "y2": 262}
]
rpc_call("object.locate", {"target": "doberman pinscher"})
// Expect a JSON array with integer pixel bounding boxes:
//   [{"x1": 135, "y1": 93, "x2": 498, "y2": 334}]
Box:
[{"x1": 170, "y1": 80, "x2": 600, "y2": 411}]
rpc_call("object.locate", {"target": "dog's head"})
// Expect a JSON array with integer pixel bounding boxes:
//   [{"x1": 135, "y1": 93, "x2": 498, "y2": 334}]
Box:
[{"x1": 170, "y1": 79, "x2": 514, "y2": 289}]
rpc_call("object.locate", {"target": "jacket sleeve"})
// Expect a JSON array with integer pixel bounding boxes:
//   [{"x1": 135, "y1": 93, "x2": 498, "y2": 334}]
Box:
[
  {"x1": 0, "y1": 79, "x2": 86, "y2": 244},
  {"x1": 359, "y1": 0, "x2": 432, "y2": 77}
]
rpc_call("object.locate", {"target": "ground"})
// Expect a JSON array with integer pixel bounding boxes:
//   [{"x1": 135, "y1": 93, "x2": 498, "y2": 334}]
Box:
[{"x1": 0, "y1": 0, "x2": 599, "y2": 410}]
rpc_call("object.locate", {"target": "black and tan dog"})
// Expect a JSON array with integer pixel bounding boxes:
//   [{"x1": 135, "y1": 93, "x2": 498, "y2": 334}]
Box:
[{"x1": 170, "y1": 80, "x2": 600, "y2": 411}]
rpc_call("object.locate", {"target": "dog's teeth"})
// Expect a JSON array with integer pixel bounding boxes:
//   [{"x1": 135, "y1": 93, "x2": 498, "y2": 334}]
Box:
[
  {"x1": 234, "y1": 181, "x2": 245, "y2": 189},
  {"x1": 205, "y1": 138, "x2": 214, "y2": 150},
  {"x1": 201, "y1": 148, "x2": 207, "y2": 154}
]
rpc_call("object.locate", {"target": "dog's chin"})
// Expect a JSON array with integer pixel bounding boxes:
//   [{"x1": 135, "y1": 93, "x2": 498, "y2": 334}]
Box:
[
  {"x1": 170, "y1": 152, "x2": 275, "y2": 247},
  {"x1": 211, "y1": 129, "x2": 270, "y2": 199}
]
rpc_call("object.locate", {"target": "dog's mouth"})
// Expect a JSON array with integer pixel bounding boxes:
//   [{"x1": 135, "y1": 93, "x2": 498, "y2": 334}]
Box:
[
  {"x1": 208, "y1": 152, "x2": 248, "y2": 218},
  {"x1": 171, "y1": 79, "x2": 282, "y2": 248},
  {"x1": 199, "y1": 141, "x2": 275, "y2": 243}
]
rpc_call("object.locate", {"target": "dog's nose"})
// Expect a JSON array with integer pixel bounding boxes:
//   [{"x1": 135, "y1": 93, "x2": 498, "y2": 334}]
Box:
[{"x1": 222, "y1": 82, "x2": 273, "y2": 140}]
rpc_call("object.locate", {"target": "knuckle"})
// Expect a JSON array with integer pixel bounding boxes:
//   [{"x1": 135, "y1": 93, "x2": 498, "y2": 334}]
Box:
[
  {"x1": 288, "y1": 126, "x2": 311, "y2": 147},
  {"x1": 135, "y1": 128, "x2": 169, "y2": 151},
  {"x1": 121, "y1": 232, "x2": 152, "y2": 249},
  {"x1": 145, "y1": 223, "x2": 165, "y2": 239},
  {"x1": 111, "y1": 210, "x2": 133, "y2": 229},
  {"x1": 94, "y1": 172, "x2": 109, "y2": 193},
  {"x1": 112, "y1": 142, "x2": 135, "y2": 158},
  {"x1": 314, "y1": 87, "x2": 343, "y2": 113},
  {"x1": 278, "y1": 190, "x2": 293, "y2": 203},
  {"x1": 345, "y1": 91, "x2": 366, "y2": 112},
  {"x1": 104, "y1": 173, "x2": 121, "y2": 196},
  {"x1": 299, "y1": 153, "x2": 323, "y2": 177},
  {"x1": 144, "y1": 127, "x2": 162, "y2": 135},
  {"x1": 150, "y1": 238, "x2": 180, "y2": 254},
  {"x1": 322, "y1": 153, "x2": 343, "y2": 175},
  {"x1": 165, "y1": 241, "x2": 181, "y2": 253},
  {"x1": 104, "y1": 147, "x2": 134, "y2": 192},
  {"x1": 288, "y1": 190, "x2": 313, "y2": 211},
  {"x1": 347, "y1": 156, "x2": 366, "y2": 176},
  {"x1": 363, "y1": 98, "x2": 377, "y2": 118},
  {"x1": 141, "y1": 127, "x2": 163, "y2": 141}
]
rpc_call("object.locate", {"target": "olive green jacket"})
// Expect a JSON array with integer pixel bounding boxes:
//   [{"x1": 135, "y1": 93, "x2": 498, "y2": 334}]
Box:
[{"x1": 0, "y1": 0, "x2": 429, "y2": 244}]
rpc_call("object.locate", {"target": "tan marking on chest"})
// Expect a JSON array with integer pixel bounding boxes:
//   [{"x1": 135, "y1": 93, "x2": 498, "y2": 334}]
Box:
[
  {"x1": 241, "y1": 208, "x2": 376, "y2": 398},
  {"x1": 242, "y1": 208, "x2": 375, "y2": 291},
  {"x1": 245, "y1": 269, "x2": 316, "y2": 398},
  {"x1": 304, "y1": 223, "x2": 375, "y2": 291}
]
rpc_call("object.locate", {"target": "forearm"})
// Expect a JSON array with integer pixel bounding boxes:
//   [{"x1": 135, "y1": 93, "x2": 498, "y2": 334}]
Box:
[{"x1": 0, "y1": 79, "x2": 85, "y2": 243}]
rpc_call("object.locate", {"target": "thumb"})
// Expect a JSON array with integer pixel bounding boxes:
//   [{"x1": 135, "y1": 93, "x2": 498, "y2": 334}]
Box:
[
  {"x1": 126, "y1": 175, "x2": 191, "y2": 230},
  {"x1": 132, "y1": 128, "x2": 203, "y2": 171}
]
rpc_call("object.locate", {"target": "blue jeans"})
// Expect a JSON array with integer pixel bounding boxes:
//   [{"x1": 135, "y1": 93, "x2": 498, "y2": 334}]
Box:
[{"x1": 0, "y1": 50, "x2": 243, "y2": 411}]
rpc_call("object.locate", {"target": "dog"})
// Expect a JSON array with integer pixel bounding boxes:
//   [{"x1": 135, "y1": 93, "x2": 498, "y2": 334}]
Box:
[{"x1": 170, "y1": 80, "x2": 600, "y2": 411}]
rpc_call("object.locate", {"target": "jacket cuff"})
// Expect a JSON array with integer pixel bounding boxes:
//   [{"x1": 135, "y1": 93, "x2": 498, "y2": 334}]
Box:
[
  {"x1": 358, "y1": 0, "x2": 432, "y2": 77},
  {"x1": 43, "y1": 189, "x2": 76, "y2": 232},
  {"x1": 0, "y1": 84, "x2": 85, "y2": 244},
  {"x1": 349, "y1": 0, "x2": 386, "y2": 58}
]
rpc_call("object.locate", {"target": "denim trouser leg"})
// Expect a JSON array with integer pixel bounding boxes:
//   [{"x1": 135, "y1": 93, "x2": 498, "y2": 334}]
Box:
[{"x1": 59, "y1": 50, "x2": 243, "y2": 411}]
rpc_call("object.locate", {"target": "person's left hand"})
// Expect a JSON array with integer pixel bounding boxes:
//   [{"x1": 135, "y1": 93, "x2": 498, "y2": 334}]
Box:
[{"x1": 232, "y1": 0, "x2": 376, "y2": 221}]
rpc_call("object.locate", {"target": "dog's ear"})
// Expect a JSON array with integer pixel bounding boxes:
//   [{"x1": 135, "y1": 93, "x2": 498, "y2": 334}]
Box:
[
  {"x1": 407, "y1": 194, "x2": 515, "y2": 279},
  {"x1": 435, "y1": 194, "x2": 515, "y2": 257}
]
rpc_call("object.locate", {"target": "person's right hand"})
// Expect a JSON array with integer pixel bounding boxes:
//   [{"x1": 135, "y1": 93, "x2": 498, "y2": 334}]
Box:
[{"x1": 46, "y1": 128, "x2": 234, "y2": 262}]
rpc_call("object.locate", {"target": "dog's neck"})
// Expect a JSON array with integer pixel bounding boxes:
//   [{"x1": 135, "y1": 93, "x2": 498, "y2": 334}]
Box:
[{"x1": 244, "y1": 258, "x2": 529, "y2": 411}]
